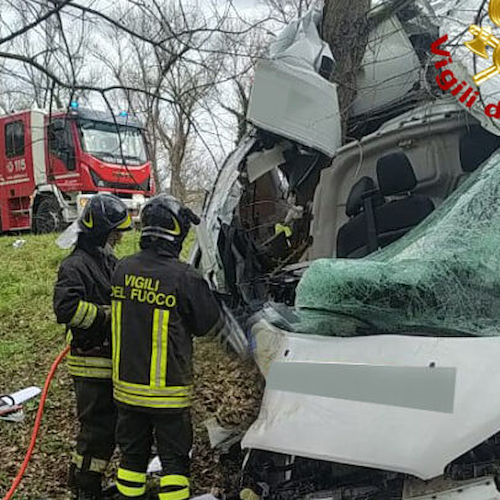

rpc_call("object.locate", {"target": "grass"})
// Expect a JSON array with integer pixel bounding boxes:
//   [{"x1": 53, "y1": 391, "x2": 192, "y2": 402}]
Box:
[{"x1": 0, "y1": 231, "x2": 196, "y2": 499}]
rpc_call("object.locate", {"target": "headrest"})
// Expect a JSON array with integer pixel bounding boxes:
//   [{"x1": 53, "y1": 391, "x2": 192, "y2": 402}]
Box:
[
  {"x1": 376, "y1": 153, "x2": 417, "y2": 196},
  {"x1": 346, "y1": 176, "x2": 384, "y2": 217}
]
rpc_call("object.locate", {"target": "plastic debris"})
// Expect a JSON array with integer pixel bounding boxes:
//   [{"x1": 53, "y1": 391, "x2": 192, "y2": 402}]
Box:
[
  {"x1": 12, "y1": 239, "x2": 26, "y2": 249},
  {"x1": 204, "y1": 417, "x2": 244, "y2": 453}
]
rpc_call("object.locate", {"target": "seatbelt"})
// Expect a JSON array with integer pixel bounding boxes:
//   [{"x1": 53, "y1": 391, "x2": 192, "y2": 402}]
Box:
[{"x1": 363, "y1": 195, "x2": 379, "y2": 254}]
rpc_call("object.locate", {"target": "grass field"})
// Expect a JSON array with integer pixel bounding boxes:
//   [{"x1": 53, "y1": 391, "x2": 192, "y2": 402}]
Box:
[{"x1": 0, "y1": 231, "x2": 260, "y2": 499}]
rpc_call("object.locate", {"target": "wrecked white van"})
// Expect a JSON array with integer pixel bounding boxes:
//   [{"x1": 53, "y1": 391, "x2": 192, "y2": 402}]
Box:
[{"x1": 192, "y1": 2, "x2": 500, "y2": 499}]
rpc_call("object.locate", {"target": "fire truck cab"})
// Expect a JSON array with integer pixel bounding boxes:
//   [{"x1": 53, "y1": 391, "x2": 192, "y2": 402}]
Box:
[{"x1": 0, "y1": 105, "x2": 154, "y2": 233}]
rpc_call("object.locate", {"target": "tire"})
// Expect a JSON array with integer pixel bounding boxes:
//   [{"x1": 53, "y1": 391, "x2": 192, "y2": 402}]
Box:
[{"x1": 33, "y1": 196, "x2": 64, "y2": 234}]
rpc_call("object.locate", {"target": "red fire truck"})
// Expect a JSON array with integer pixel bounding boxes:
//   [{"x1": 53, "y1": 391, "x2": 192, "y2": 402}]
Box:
[{"x1": 0, "y1": 104, "x2": 155, "y2": 233}]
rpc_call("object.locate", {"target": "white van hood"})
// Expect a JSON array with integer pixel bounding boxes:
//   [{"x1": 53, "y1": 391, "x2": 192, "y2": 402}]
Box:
[{"x1": 243, "y1": 321, "x2": 500, "y2": 480}]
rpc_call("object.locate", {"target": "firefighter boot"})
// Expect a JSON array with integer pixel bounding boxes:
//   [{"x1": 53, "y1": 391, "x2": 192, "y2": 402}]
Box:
[
  {"x1": 69, "y1": 466, "x2": 103, "y2": 500},
  {"x1": 75, "y1": 489, "x2": 103, "y2": 500}
]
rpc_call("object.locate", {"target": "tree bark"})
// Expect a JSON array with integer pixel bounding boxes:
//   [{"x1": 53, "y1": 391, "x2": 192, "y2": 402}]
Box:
[{"x1": 322, "y1": 0, "x2": 371, "y2": 139}]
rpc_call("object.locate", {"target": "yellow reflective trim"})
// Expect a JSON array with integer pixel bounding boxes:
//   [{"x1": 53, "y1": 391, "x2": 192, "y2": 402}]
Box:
[
  {"x1": 112, "y1": 300, "x2": 122, "y2": 381},
  {"x1": 113, "y1": 379, "x2": 193, "y2": 397},
  {"x1": 66, "y1": 329, "x2": 73, "y2": 344},
  {"x1": 117, "y1": 481, "x2": 146, "y2": 497},
  {"x1": 113, "y1": 388, "x2": 191, "y2": 409},
  {"x1": 118, "y1": 468, "x2": 146, "y2": 484},
  {"x1": 69, "y1": 301, "x2": 88, "y2": 328},
  {"x1": 67, "y1": 355, "x2": 112, "y2": 368},
  {"x1": 158, "y1": 487, "x2": 190, "y2": 500},
  {"x1": 150, "y1": 309, "x2": 160, "y2": 387},
  {"x1": 160, "y1": 475, "x2": 189, "y2": 488},
  {"x1": 82, "y1": 211, "x2": 93, "y2": 229},
  {"x1": 71, "y1": 452, "x2": 83, "y2": 468},
  {"x1": 80, "y1": 303, "x2": 98, "y2": 329},
  {"x1": 166, "y1": 216, "x2": 181, "y2": 236},
  {"x1": 159, "y1": 310, "x2": 169, "y2": 388},
  {"x1": 69, "y1": 366, "x2": 112, "y2": 379},
  {"x1": 117, "y1": 213, "x2": 132, "y2": 230},
  {"x1": 274, "y1": 223, "x2": 292, "y2": 238},
  {"x1": 149, "y1": 309, "x2": 170, "y2": 388},
  {"x1": 90, "y1": 458, "x2": 108, "y2": 473},
  {"x1": 71, "y1": 453, "x2": 108, "y2": 473},
  {"x1": 112, "y1": 301, "x2": 116, "y2": 377},
  {"x1": 116, "y1": 301, "x2": 122, "y2": 379}
]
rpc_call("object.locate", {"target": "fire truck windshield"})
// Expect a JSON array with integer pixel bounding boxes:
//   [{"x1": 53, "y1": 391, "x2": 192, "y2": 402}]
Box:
[{"x1": 78, "y1": 120, "x2": 147, "y2": 165}]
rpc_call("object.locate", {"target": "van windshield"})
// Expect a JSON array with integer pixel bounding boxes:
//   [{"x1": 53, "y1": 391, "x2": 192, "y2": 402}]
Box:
[{"x1": 78, "y1": 120, "x2": 147, "y2": 165}]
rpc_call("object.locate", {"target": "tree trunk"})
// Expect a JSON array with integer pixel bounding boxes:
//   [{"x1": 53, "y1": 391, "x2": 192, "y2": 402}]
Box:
[{"x1": 322, "y1": 0, "x2": 371, "y2": 139}]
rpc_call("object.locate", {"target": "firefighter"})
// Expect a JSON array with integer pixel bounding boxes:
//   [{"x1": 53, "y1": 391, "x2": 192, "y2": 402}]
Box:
[
  {"x1": 53, "y1": 193, "x2": 132, "y2": 500},
  {"x1": 110, "y1": 194, "x2": 226, "y2": 500}
]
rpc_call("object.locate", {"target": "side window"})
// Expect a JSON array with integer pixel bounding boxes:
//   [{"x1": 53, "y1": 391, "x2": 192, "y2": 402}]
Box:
[
  {"x1": 5, "y1": 121, "x2": 25, "y2": 158},
  {"x1": 48, "y1": 119, "x2": 76, "y2": 171},
  {"x1": 460, "y1": 127, "x2": 500, "y2": 173}
]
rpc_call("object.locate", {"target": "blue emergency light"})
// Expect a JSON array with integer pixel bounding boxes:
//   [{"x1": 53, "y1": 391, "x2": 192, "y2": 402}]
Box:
[
  {"x1": 70, "y1": 101, "x2": 79, "y2": 109},
  {"x1": 119, "y1": 111, "x2": 128, "y2": 117}
]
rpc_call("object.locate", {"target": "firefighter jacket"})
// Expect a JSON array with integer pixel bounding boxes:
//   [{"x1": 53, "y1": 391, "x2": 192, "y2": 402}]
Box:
[
  {"x1": 54, "y1": 243, "x2": 117, "y2": 380},
  {"x1": 110, "y1": 248, "x2": 225, "y2": 411}
]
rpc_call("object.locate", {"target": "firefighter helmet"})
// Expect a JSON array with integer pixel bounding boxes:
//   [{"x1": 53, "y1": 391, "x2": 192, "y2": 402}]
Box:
[
  {"x1": 140, "y1": 194, "x2": 200, "y2": 245},
  {"x1": 79, "y1": 193, "x2": 132, "y2": 238}
]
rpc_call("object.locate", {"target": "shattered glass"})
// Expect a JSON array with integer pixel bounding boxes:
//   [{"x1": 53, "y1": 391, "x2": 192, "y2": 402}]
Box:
[{"x1": 295, "y1": 151, "x2": 500, "y2": 337}]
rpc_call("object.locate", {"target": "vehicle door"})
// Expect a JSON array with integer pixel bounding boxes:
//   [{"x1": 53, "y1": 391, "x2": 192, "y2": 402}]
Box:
[{"x1": 47, "y1": 118, "x2": 81, "y2": 189}]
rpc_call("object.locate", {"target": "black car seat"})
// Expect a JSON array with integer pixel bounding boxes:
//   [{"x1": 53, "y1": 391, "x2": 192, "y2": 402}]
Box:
[
  {"x1": 336, "y1": 153, "x2": 435, "y2": 258},
  {"x1": 336, "y1": 176, "x2": 385, "y2": 258},
  {"x1": 374, "y1": 152, "x2": 435, "y2": 249}
]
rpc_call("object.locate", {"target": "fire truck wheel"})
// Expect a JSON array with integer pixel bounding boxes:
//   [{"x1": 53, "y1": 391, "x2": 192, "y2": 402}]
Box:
[{"x1": 33, "y1": 196, "x2": 63, "y2": 234}]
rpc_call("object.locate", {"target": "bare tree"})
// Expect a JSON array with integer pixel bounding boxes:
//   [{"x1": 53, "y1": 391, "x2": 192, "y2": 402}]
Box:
[
  {"x1": 95, "y1": 1, "x2": 230, "y2": 201},
  {"x1": 0, "y1": 0, "x2": 91, "y2": 110},
  {"x1": 321, "y1": 0, "x2": 371, "y2": 137}
]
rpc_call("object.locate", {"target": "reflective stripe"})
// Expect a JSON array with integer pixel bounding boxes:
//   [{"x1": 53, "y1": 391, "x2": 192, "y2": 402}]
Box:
[
  {"x1": 114, "y1": 388, "x2": 191, "y2": 409},
  {"x1": 117, "y1": 213, "x2": 132, "y2": 230},
  {"x1": 160, "y1": 475, "x2": 189, "y2": 488},
  {"x1": 67, "y1": 355, "x2": 112, "y2": 368},
  {"x1": 71, "y1": 453, "x2": 108, "y2": 473},
  {"x1": 118, "y1": 468, "x2": 146, "y2": 483},
  {"x1": 70, "y1": 301, "x2": 88, "y2": 327},
  {"x1": 159, "y1": 311, "x2": 169, "y2": 388},
  {"x1": 80, "y1": 303, "x2": 98, "y2": 329},
  {"x1": 150, "y1": 309, "x2": 160, "y2": 387},
  {"x1": 112, "y1": 300, "x2": 122, "y2": 381},
  {"x1": 113, "y1": 379, "x2": 193, "y2": 397},
  {"x1": 68, "y1": 355, "x2": 112, "y2": 378},
  {"x1": 117, "y1": 482, "x2": 147, "y2": 497},
  {"x1": 117, "y1": 467, "x2": 147, "y2": 498},
  {"x1": 69, "y1": 366, "x2": 112, "y2": 379},
  {"x1": 69, "y1": 301, "x2": 98, "y2": 329},
  {"x1": 158, "y1": 487, "x2": 190, "y2": 500},
  {"x1": 150, "y1": 309, "x2": 170, "y2": 388}
]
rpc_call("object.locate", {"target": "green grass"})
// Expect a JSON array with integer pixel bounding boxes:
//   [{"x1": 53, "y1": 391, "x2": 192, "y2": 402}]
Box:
[{"x1": 0, "y1": 231, "x2": 195, "y2": 499}]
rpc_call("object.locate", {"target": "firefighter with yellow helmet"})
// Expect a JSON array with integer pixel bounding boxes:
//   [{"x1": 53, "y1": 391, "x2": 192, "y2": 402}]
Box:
[
  {"x1": 53, "y1": 193, "x2": 132, "y2": 500},
  {"x1": 110, "y1": 194, "x2": 226, "y2": 500}
]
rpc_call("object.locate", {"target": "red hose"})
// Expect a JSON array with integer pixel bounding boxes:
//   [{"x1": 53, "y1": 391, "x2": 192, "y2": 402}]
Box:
[{"x1": 2, "y1": 345, "x2": 70, "y2": 500}]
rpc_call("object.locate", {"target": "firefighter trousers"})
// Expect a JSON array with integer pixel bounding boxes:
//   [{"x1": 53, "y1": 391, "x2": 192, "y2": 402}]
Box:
[
  {"x1": 115, "y1": 407, "x2": 192, "y2": 500},
  {"x1": 70, "y1": 378, "x2": 117, "y2": 494}
]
